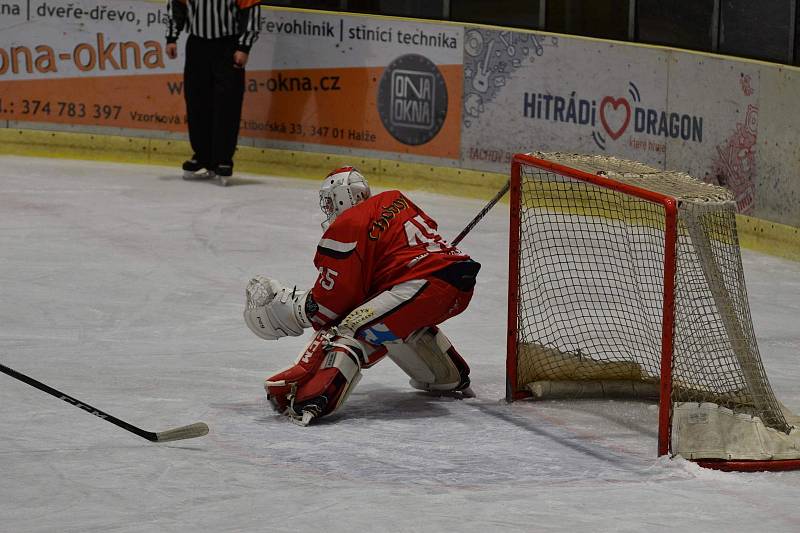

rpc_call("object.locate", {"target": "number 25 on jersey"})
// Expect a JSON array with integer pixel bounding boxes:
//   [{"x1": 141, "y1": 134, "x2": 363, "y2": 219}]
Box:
[{"x1": 318, "y1": 266, "x2": 339, "y2": 290}]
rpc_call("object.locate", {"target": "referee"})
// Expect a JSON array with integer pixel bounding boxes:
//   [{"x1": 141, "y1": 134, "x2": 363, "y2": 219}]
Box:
[{"x1": 165, "y1": 0, "x2": 261, "y2": 185}]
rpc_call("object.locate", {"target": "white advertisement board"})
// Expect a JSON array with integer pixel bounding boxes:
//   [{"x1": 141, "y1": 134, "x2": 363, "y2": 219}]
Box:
[{"x1": 459, "y1": 28, "x2": 761, "y2": 214}]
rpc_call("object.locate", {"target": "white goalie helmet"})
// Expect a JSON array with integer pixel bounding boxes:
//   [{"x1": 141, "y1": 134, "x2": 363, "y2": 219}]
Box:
[{"x1": 319, "y1": 166, "x2": 371, "y2": 228}]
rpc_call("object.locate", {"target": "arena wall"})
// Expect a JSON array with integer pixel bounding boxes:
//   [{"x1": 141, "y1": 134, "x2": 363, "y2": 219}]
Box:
[{"x1": 0, "y1": 0, "x2": 797, "y2": 258}]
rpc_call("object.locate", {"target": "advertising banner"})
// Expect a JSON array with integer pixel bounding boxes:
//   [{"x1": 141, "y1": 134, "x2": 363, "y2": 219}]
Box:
[
  {"x1": 0, "y1": 2, "x2": 173, "y2": 129},
  {"x1": 0, "y1": 1, "x2": 462, "y2": 162},
  {"x1": 459, "y1": 27, "x2": 759, "y2": 213},
  {"x1": 0, "y1": 2, "x2": 789, "y2": 219},
  {"x1": 665, "y1": 52, "x2": 760, "y2": 213},
  {"x1": 244, "y1": 9, "x2": 462, "y2": 161}
]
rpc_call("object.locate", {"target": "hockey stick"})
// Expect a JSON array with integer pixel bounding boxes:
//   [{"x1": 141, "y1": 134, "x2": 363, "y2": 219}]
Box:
[
  {"x1": 0, "y1": 363, "x2": 209, "y2": 442},
  {"x1": 451, "y1": 179, "x2": 510, "y2": 246}
]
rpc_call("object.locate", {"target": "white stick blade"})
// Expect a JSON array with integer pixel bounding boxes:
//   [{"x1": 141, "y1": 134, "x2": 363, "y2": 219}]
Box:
[{"x1": 155, "y1": 422, "x2": 209, "y2": 442}]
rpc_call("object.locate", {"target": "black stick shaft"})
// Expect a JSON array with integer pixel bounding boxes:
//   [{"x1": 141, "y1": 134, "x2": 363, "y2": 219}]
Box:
[
  {"x1": 0, "y1": 363, "x2": 207, "y2": 442},
  {"x1": 451, "y1": 179, "x2": 510, "y2": 246}
]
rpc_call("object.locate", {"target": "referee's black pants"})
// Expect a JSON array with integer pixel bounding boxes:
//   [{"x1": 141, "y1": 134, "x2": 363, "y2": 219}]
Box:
[{"x1": 183, "y1": 34, "x2": 245, "y2": 169}]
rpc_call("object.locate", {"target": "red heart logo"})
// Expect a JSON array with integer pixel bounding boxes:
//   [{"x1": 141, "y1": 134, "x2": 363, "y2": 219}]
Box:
[{"x1": 599, "y1": 96, "x2": 631, "y2": 140}]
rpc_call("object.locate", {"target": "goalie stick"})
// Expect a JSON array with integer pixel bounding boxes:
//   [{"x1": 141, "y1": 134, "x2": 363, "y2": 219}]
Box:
[
  {"x1": 0, "y1": 363, "x2": 209, "y2": 443},
  {"x1": 451, "y1": 179, "x2": 510, "y2": 246}
]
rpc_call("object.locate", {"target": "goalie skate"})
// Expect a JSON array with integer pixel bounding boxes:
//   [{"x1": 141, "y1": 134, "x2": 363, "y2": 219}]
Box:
[
  {"x1": 286, "y1": 404, "x2": 322, "y2": 426},
  {"x1": 412, "y1": 384, "x2": 476, "y2": 399}
]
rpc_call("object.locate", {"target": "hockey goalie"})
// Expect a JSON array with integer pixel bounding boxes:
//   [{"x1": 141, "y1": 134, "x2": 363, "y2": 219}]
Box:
[{"x1": 244, "y1": 166, "x2": 480, "y2": 425}]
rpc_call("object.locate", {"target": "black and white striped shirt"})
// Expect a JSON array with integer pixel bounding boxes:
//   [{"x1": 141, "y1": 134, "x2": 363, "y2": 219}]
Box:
[{"x1": 166, "y1": 0, "x2": 261, "y2": 53}]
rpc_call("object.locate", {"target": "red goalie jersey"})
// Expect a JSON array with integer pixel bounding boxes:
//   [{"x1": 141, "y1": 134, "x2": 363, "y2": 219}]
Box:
[{"x1": 309, "y1": 190, "x2": 470, "y2": 329}]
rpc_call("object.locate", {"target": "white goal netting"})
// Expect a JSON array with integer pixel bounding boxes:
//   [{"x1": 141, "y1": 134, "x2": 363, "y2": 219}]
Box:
[{"x1": 510, "y1": 152, "x2": 800, "y2": 465}]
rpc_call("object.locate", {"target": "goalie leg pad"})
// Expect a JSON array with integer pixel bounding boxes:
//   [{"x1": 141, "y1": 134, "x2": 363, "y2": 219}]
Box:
[
  {"x1": 386, "y1": 326, "x2": 471, "y2": 392},
  {"x1": 264, "y1": 331, "x2": 364, "y2": 424}
]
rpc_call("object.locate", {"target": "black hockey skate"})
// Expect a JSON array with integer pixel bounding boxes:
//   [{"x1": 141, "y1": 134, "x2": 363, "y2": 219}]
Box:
[
  {"x1": 214, "y1": 162, "x2": 233, "y2": 187},
  {"x1": 182, "y1": 157, "x2": 215, "y2": 181}
]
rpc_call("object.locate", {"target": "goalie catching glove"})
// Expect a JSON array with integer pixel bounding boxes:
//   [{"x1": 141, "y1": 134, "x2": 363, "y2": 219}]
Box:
[{"x1": 244, "y1": 275, "x2": 318, "y2": 340}]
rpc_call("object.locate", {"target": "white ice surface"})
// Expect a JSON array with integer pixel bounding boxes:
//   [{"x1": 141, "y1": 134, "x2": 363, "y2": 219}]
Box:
[{"x1": 1, "y1": 156, "x2": 799, "y2": 532}]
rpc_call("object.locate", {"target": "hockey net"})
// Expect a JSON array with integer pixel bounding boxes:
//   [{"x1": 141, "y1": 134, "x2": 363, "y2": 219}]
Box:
[{"x1": 507, "y1": 152, "x2": 800, "y2": 471}]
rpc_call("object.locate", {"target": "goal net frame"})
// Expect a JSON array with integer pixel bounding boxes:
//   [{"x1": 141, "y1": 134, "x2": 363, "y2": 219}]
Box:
[{"x1": 506, "y1": 152, "x2": 800, "y2": 472}]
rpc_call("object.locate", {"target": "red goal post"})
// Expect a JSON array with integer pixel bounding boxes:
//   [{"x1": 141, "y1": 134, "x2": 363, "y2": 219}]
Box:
[{"x1": 506, "y1": 152, "x2": 800, "y2": 471}]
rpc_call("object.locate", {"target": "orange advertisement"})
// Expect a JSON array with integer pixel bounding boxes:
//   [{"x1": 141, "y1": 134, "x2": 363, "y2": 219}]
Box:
[
  {"x1": 0, "y1": 64, "x2": 462, "y2": 159},
  {"x1": 0, "y1": 74, "x2": 187, "y2": 129},
  {"x1": 241, "y1": 65, "x2": 462, "y2": 158},
  {"x1": 0, "y1": 5, "x2": 464, "y2": 161}
]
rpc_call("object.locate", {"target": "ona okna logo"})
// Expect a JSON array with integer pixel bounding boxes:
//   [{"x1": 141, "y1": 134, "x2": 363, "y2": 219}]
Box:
[{"x1": 377, "y1": 54, "x2": 448, "y2": 146}]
